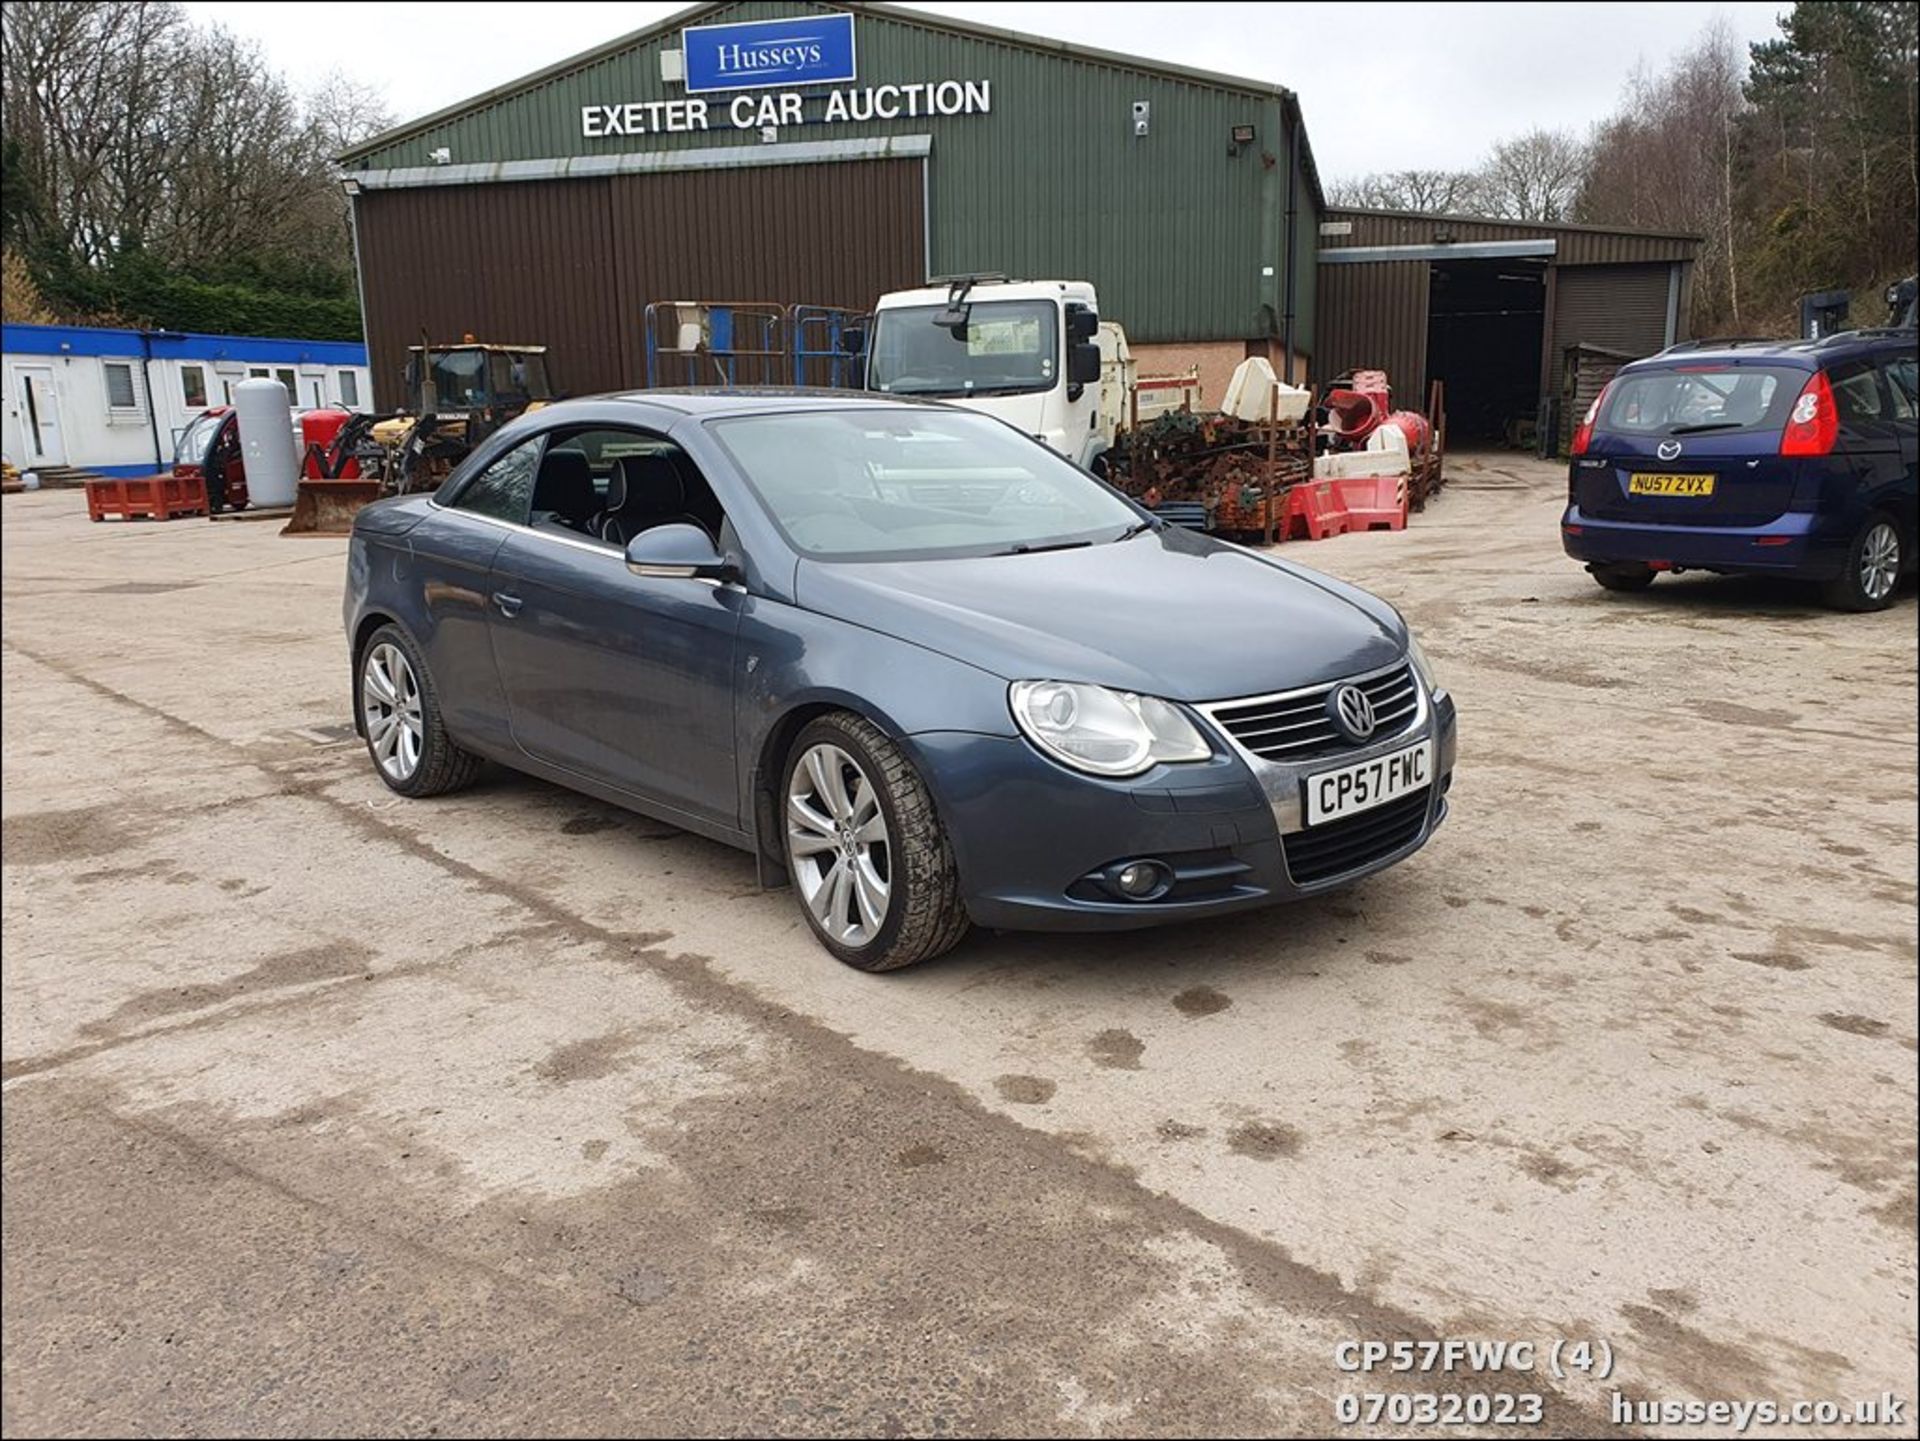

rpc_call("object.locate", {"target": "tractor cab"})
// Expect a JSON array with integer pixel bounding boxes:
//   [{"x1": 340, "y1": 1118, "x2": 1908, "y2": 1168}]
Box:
[{"x1": 405, "y1": 342, "x2": 553, "y2": 420}]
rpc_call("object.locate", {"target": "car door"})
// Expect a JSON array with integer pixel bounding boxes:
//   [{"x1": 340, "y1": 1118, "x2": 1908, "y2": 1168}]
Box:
[
  {"x1": 1829, "y1": 357, "x2": 1907, "y2": 523},
  {"x1": 404, "y1": 433, "x2": 548, "y2": 754},
  {"x1": 485, "y1": 432, "x2": 746, "y2": 828},
  {"x1": 1877, "y1": 351, "x2": 1919, "y2": 539}
]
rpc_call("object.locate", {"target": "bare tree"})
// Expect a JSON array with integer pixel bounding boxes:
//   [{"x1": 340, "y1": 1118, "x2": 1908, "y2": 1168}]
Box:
[
  {"x1": 1477, "y1": 127, "x2": 1589, "y2": 222},
  {"x1": 1327, "y1": 168, "x2": 1486, "y2": 214}
]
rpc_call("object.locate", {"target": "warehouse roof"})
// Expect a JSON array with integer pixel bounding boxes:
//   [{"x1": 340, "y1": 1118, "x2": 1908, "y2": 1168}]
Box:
[{"x1": 337, "y1": 0, "x2": 1325, "y2": 203}]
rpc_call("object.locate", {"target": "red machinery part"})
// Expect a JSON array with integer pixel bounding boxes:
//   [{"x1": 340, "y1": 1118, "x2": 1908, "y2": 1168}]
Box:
[
  {"x1": 1383, "y1": 410, "x2": 1432, "y2": 455},
  {"x1": 300, "y1": 408, "x2": 359, "y2": 479},
  {"x1": 1323, "y1": 387, "x2": 1388, "y2": 446}
]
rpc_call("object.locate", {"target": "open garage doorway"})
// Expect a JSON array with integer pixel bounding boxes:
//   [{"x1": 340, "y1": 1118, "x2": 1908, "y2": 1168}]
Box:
[{"x1": 1427, "y1": 259, "x2": 1546, "y2": 444}]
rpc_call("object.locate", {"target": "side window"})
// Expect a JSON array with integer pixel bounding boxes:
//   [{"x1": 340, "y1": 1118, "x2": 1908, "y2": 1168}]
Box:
[
  {"x1": 180, "y1": 364, "x2": 207, "y2": 409},
  {"x1": 338, "y1": 370, "x2": 360, "y2": 408},
  {"x1": 1829, "y1": 361, "x2": 1885, "y2": 426},
  {"x1": 530, "y1": 427, "x2": 728, "y2": 548},
  {"x1": 1882, "y1": 355, "x2": 1917, "y2": 422},
  {"x1": 448, "y1": 436, "x2": 542, "y2": 525}
]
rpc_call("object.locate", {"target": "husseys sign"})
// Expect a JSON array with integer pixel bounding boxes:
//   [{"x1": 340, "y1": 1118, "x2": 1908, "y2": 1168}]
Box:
[{"x1": 580, "y1": 13, "x2": 993, "y2": 138}]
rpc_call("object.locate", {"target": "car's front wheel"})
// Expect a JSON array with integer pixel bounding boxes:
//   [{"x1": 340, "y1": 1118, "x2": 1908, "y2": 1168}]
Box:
[
  {"x1": 1590, "y1": 562, "x2": 1657, "y2": 593},
  {"x1": 356, "y1": 623, "x2": 483, "y2": 796},
  {"x1": 782, "y1": 713, "x2": 970, "y2": 972},
  {"x1": 1823, "y1": 513, "x2": 1904, "y2": 612}
]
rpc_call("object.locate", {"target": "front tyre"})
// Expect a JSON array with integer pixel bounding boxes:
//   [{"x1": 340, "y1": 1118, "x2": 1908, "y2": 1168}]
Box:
[
  {"x1": 1822, "y1": 513, "x2": 1903, "y2": 612},
  {"x1": 782, "y1": 713, "x2": 970, "y2": 972},
  {"x1": 355, "y1": 623, "x2": 483, "y2": 796}
]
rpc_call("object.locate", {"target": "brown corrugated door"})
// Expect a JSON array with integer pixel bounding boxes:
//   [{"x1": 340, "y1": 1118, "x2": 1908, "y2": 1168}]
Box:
[
  {"x1": 353, "y1": 159, "x2": 925, "y2": 406},
  {"x1": 354, "y1": 179, "x2": 623, "y2": 409},
  {"x1": 1551, "y1": 264, "x2": 1674, "y2": 391},
  {"x1": 1313, "y1": 260, "x2": 1430, "y2": 401},
  {"x1": 608, "y1": 158, "x2": 925, "y2": 386}
]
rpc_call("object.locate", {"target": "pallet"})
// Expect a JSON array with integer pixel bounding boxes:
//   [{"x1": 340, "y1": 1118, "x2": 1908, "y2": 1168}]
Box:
[{"x1": 85, "y1": 473, "x2": 209, "y2": 523}]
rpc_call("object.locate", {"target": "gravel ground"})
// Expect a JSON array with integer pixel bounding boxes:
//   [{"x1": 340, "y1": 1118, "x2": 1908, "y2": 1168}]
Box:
[{"x1": 3, "y1": 452, "x2": 1914, "y2": 1437}]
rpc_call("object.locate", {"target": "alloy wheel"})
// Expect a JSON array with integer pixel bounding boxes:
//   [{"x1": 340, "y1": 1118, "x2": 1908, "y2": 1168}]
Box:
[
  {"x1": 786, "y1": 742, "x2": 891, "y2": 946},
  {"x1": 1861, "y1": 521, "x2": 1900, "y2": 603},
  {"x1": 362, "y1": 642, "x2": 424, "y2": 782}
]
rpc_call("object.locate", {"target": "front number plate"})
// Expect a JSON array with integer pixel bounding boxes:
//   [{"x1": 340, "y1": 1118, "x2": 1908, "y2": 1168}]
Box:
[
  {"x1": 1305, "y1": 740, "x2": 1433, "y2": 827},
  {"x1": 1628, "y1": 472, "x2": 1716, "y2": 496}
]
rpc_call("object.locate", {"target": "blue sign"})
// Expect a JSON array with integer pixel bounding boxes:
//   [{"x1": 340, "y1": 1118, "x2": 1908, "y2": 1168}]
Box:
[{"x1": 682, "y1": 13, "x2": 857, "y2": 93}]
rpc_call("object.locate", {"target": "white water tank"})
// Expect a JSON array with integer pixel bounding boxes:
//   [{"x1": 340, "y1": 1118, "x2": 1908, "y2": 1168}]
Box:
[{"x1": 234, "y1": 378, "x2": 299, "y2": 507}]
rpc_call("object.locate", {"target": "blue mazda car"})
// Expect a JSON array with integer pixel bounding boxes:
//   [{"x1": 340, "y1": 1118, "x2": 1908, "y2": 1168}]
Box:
[
  {"x1": 344, "y1": 391, "x2": 1456, "y2": 971},
  {"x1": 1562, "y1": 330, "x2": 1918, "y2": 609}
]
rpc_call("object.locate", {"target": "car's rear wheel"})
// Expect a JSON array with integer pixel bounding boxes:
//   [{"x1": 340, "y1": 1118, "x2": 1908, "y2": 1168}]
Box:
[
  {"x1": 782, "y1": 713, "x2": 970, "y2": 972},
  {"x1": 356, "y1": 623, "x2": 483, "y2": 797},
  {"x1": 1823, "y1": 513, "x2": 1903, "y2": 612},
  {"x1": 1590, "y1": 562, "x2": 1657, "y2": 593}
]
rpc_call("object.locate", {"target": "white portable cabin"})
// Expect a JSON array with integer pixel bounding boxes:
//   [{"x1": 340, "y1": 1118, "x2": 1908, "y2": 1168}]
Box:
[{"x1": 1, "y1": 323, "x2": 371, "y2": 477}]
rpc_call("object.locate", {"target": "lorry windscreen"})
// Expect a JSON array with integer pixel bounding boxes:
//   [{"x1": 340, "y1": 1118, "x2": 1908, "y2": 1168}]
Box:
[{"x1": 868, "y1": 301, "x2": 1058, "y2": 398}]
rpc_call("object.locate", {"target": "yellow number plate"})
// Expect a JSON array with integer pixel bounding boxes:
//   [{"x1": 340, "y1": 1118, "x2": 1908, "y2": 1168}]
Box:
[{"x1": 1629, "y1": 473, "x2": 1716, "y2": 497}]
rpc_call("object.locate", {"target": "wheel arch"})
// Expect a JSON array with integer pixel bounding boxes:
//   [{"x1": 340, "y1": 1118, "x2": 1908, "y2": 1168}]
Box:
[{"x1": 748, "y1": 692, "x2": 915, "y2": 887}]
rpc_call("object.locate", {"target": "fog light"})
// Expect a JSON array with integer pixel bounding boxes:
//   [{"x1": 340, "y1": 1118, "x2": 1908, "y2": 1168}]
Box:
[{"x1": 1116, "y1": 862, "x2": 1160, "y2": 898}]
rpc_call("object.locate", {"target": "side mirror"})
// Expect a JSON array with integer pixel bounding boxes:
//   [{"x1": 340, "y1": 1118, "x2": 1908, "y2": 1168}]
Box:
[
  {"x1": 1066, "y1": 304, "x2": 1099, "y2": 341},
  {"x1": 838, "y1": 325, "x2": 866, "y2": 355},
  {"x1": 1068, "y1": 341, "x2": 1102, "y2": 386},
  {"x1": 625, "y1": 523, "x2": 737, "y2": 581}
]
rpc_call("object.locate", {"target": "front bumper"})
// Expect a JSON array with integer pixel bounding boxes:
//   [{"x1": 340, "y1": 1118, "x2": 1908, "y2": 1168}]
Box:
[
  {"x1": 906, "y1": 684, "x2": 1456, "y2": 933},
  {"x1": 1561, "y1": 506, "x2": 1846, "y2": 579}
]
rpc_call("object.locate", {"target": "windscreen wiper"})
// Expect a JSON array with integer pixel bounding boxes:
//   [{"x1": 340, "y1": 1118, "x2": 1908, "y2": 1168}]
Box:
[
  {"x1": 1114, "y1": 519, "x2": 1158, "y2": 540},
  {"x1": 1669, "y1": 421, "x2": 1747, "y2": 435},
  {"x1": 995, "y1": 538, "x2": 1095, "y2": 556}
]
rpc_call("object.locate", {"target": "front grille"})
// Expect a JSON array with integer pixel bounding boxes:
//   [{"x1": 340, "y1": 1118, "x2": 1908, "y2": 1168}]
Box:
[
  {"x1": 1283, "y1": 787, "x2": 1431, "y2": 886},
  {"x1": 1209, "y1": 663, "x2": 1418, "y2": 763}
]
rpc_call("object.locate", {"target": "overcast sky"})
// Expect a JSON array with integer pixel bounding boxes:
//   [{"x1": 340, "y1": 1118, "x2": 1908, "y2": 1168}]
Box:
[{"x1": 182, "y1": 1, "x2": 1788, "y2": 177}]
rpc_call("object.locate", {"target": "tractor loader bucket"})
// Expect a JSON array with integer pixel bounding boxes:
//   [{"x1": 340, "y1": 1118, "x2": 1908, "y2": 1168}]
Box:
[{"x1": 281, "y1": 478, "x2": 384, "y2": 536}]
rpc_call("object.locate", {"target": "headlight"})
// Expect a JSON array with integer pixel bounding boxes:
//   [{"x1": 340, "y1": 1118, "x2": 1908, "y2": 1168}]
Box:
[
  {"x1": 1009, "y1": 680, "x2": 1210, "y2": 777},
  {"x1": 1405, "y1": 630, "x2": 1440, "y2": 694}
]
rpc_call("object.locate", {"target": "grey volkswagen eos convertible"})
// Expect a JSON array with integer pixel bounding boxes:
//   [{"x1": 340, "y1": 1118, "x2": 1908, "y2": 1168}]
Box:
[{"x1": 344, "y1": 390, "x2": 1457, "y2": 971}]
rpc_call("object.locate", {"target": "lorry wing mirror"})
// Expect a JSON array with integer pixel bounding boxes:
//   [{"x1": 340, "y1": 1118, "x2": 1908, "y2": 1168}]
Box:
[
  {"x1": 838, "y1": 326, "x2": 866, "y2": 355},
  {"x1": 933, "y1": 303, "x2": 970, "y2": 338},
  {"x1": 1068, "y1": 341, "x2": 1101, "y2": 386},
  {"x1": 1066, "y1": 304, "x2": 1099, "y2": 341}
]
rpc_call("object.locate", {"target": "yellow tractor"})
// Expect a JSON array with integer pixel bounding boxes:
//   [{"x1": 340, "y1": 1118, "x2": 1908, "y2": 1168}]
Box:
[{"x1": 285, "y1": 339, "x2": 555, "y2": 535}]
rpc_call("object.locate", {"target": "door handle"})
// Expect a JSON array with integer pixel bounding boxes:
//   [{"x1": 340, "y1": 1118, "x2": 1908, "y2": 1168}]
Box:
[{"x1": 491, "y1": 591, "x2": 523, "y2": 618}]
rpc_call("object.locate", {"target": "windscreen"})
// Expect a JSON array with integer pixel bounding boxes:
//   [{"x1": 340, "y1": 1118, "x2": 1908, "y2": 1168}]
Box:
[
  {"x1": 711, "y1": 407, "x2": 1139, "y2": 561},
  {"x1": 174, "y1": 411, "x2": 224, "y2": 467},
  {"x1": 867, "y1": 300, "x2": 1059, "y2": 397},
  {"x1": 1600, "y1": 365, "x2": 1805, "y2": 437}
]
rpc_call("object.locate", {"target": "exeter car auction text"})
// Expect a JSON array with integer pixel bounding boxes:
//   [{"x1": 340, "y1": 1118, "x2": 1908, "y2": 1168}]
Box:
[{"x1": 581, "y1": 80, "x2": 993, "y2": 137}]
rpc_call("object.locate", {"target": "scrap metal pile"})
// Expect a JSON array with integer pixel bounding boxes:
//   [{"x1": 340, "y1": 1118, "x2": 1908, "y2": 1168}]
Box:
[
  {"x1": 1106, "y1": 410, "x2": 1313, "y2": 539},
  {"x1": 1106, "y1": 363, "x2": 1447, "y2": 541}
]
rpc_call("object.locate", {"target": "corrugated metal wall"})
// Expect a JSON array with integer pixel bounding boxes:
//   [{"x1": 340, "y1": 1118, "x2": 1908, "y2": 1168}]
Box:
[
  {"x1": 342, "y1": 0, "x2": 1305, "y2": 344},
  {"x1": 355, "y1": 180, "x2": 623, "y2": 409},
  {"x1": 1319, "y1": 208, "x2": 1697, "y2": 266},
  {"x1": 355, "y1": 160, "x2": 923, "y2": 407},
  {"x1": 1314, "y1": 260, "x2": 1427, "y2": 397},
  {"x1": 1551, "y1": 264, "x2": 1673, "y2": 374}
]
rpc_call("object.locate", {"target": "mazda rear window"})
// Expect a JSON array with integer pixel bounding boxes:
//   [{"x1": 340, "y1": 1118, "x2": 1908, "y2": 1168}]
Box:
[{"x1": 1601, "y1": 366, "x2": 1804, "y2": 437}]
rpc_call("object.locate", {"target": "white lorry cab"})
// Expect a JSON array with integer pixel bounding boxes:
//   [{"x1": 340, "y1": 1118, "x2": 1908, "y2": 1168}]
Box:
[{"x1": 865, "y1": 276, "x2": 1119, "y2": 470}]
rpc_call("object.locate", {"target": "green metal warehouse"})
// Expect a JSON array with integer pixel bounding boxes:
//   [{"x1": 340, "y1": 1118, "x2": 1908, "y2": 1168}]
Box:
[
  {"x1": 338, "y1": 0, "x2": 1699, "y2": 436},
  {"x1": 337, "y1": 0, "x2": 1326, "y2": 408}
]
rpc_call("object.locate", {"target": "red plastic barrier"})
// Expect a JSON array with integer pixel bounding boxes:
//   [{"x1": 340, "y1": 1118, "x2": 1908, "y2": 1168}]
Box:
[
  {"x1": 1281, "y1": 481, "x2": 1352, "y2": 541},
  {"x1": 1330, "y1": 474, "x2": 1408, "y2": 533}
]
